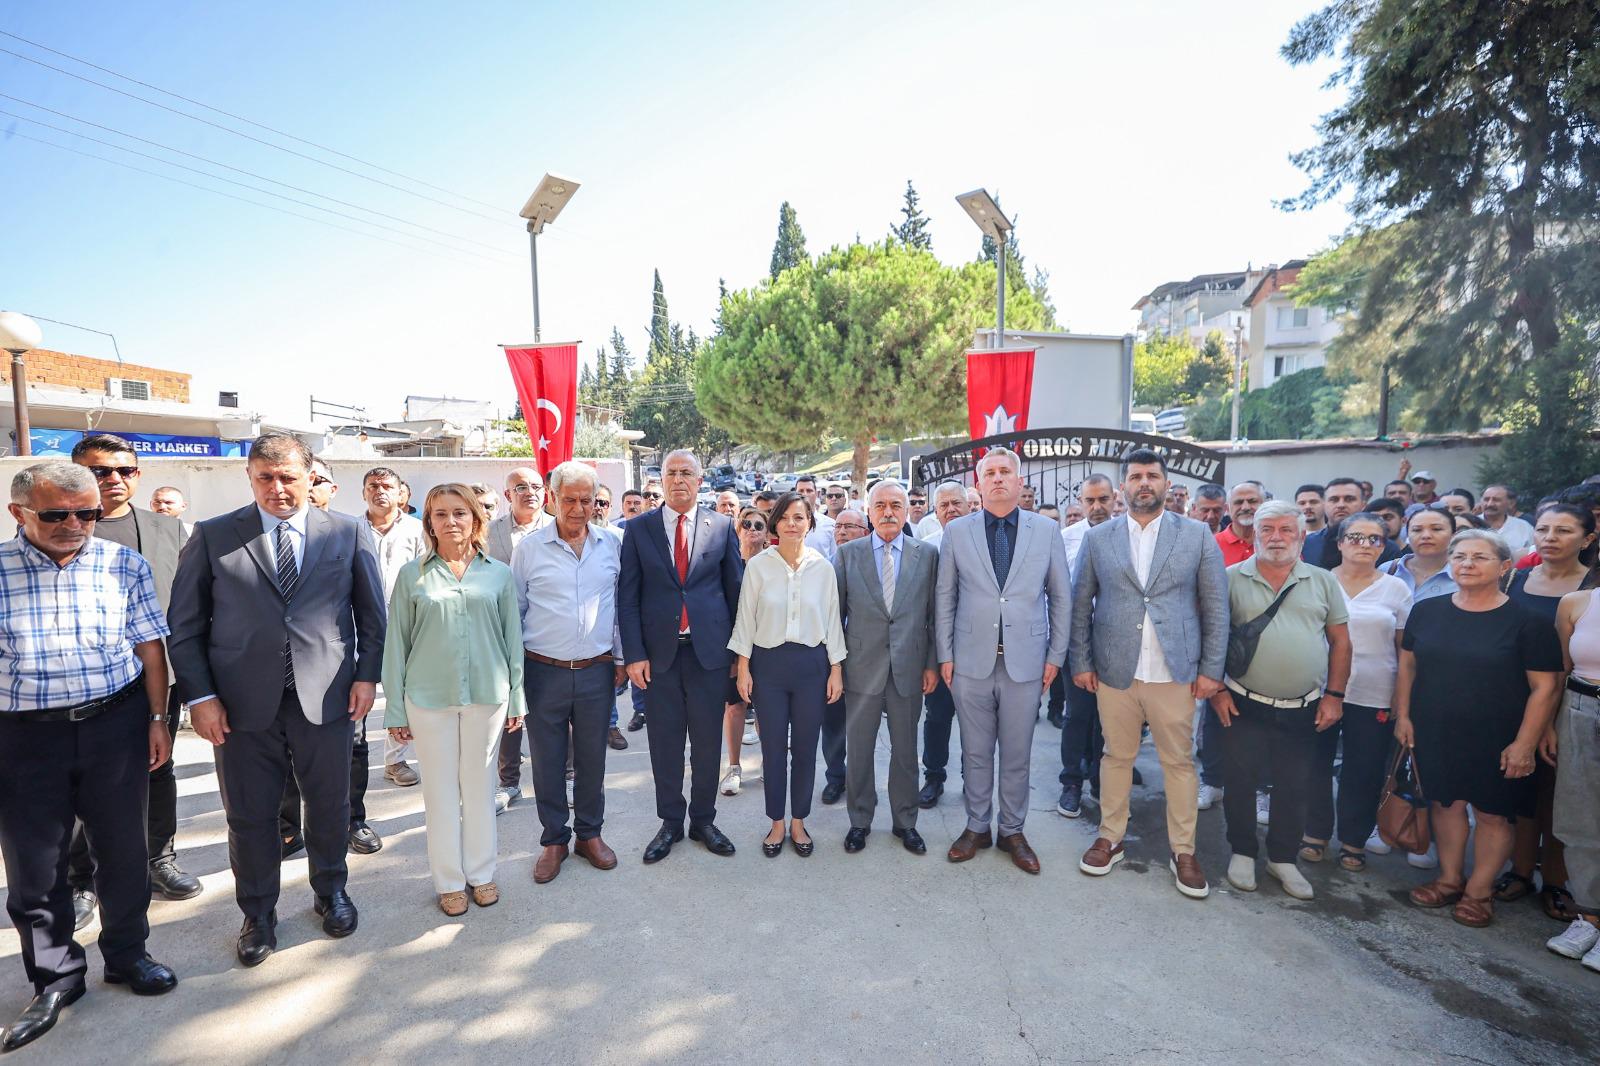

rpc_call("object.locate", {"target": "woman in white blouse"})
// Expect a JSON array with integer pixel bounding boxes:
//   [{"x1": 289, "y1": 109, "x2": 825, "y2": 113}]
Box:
[
  {"x1": 1301, "y1": 512, "x2": 1413, "y2": 871},
  {"x1": 729, "y1": 491, "x2": 846, "y2": 857}
]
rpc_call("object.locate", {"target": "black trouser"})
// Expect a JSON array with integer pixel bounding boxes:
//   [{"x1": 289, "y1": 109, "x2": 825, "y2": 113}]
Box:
[
  {"x1": 644, "y1": 641, "x2": 726, "y2": 829},
  {"x1": 67, "y1": 688, "x2": 180, "y2": 891},
  {"x1": 1305, "y1": 703, "x2": 1392, "y2": 849},
  {"x1": 216, "y1": 688, "x2": 352, "y2": 919},
  {"x1": 921, "y1": 678, "x2": 957, "y2": 783},
  {"x1": 525, "y1": 661, "x2": 612, "y2": 846},
  {"x1": 1059, "y1": 681, "x2": 1103, "y2": 788},
  {"x1": 1047, "y1": 671, "x2": 1067, "y2": 717},
  {"x1": 820, "y1": 689, "x2": 846, "y2": 789},
  {"x1": 751, "y1": 643, "x2": 829, "y2": 821},
  {"x1": 280, "y1": 719, "x2": 370, "y2": 837},
  {"x1": 1220, "y1": 693, "x2": 1317, "y2": 864},
  {"x1": 0, "y1": 688, "x2": 152, "y2": 994}
]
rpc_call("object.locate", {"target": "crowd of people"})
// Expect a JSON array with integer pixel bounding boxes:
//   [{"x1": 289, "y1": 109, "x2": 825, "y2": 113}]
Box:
[{"x1": 3, "y1": 430, "x2": 1598, "y2": 1052}]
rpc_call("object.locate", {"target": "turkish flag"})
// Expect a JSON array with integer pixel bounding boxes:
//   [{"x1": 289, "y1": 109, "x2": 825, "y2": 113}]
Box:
[
  {"x1": 502, "y1": 342, "x2": 578, "y2": 476},
  {"x1": 966, "y1": 348, "x2": 1036, "y2": 441}
]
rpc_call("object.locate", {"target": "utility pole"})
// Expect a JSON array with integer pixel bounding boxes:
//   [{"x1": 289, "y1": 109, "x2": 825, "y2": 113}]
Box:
[{"x1": 1229, "y1": 319, "x2": 1245, "y2": 446}]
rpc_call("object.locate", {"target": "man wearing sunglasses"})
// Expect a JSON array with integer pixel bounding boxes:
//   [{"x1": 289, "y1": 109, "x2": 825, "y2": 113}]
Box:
[
  {"x1": 63, "y1": 435, "x2": 202, "y2": 915},
  {"x1": 641, "y1": 479, "x2": 665, "y2": 510},
  {"x1": 0, "y1": 462, "x2": 179, "y2": 1052}
]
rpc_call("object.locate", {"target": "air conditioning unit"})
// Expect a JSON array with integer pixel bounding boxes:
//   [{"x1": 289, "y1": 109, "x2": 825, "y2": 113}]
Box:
[{"x1": 107, "y1": 377, "x2": 152, "y2": 401}]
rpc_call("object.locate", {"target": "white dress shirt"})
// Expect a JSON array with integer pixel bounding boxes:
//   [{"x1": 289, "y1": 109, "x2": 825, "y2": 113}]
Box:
[
  {"x1": 258, "y1": 504, "x2": 307, "y2": 570},
  {"x1": 1127, "y1": 514, "x2": 1173, "y2": 683},
  {"x1": 913, "y1": 513, "x2": 944, "y2": 541},
  {"x1": 1061, "y1": 520, "x2": 1090, "y2": 580},
  {"x1": 512, "y1": 521, "x2": 623, "y2": 661},
  {"x1": 1490, "y1": 515, "x2": 1536, "y2": 555},
  {"x1": 660, "y1": 501, "x2": 699, "y2": 559},
  {"x1": 728, "y1": 546, "x2": 847, "y2": 663},
  {"x1": 805, "y1": 510, "x2": 837, "y2": 560},
  {"x1": 359, "y1": 511, "x2": 428, "y2": 602}
]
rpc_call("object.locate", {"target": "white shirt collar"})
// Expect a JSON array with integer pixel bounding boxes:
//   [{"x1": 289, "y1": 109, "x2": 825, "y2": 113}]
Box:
[
  {"x1": 259, "y1": 504, "x2": 308, "y2": 536},
  {"x1": 662, "y1": 502, "x2": 696, "y2": 526}
]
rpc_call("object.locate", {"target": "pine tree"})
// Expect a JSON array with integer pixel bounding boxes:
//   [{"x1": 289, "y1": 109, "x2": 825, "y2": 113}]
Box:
[
  {"x1": 891, "y1": 180, "x2": 932, "y2": 250},
  {"x1": 647, "y1": 270, "x2": 670, "y2": 365},
  {"x1": 769, "y1": 201, "x2": 808, "y2": 279},
  {"x1": 592, "y1": 345, "x2": 612, "y2": 407}
]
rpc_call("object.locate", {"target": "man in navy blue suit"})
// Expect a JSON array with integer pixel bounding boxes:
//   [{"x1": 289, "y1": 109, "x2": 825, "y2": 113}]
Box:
[{"x1": 617, "y1": 450, "x2": 745, "y2": 863}]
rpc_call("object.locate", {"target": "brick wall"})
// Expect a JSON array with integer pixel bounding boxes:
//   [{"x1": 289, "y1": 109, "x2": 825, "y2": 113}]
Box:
[{"x1": 0, "y1": 348, "x2": 190, "y2": 402}]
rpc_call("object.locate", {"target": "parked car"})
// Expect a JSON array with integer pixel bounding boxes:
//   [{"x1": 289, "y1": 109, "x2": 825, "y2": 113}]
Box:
[
  {"x1": 1129, "y1": 411, "x2": 1157, "y2": 434},
  {"x1": 1155, "y1": 406, "x2": 1188, "y2": 438},
  {"x1": 823, "y1": 471, "x2": 852, "y2": 485},
  {"x1": 735, "y1": 471, "x2": 762, "y2": 494},
  {"x1": 767, "y1": 473, "x2": 797, "y2": 493},
  {"x1": 708, "y1": 464, "x2": 738, "y2": 492},
  {"x1": 696, "y1": 486, "x2": 717, "y2": 508}
]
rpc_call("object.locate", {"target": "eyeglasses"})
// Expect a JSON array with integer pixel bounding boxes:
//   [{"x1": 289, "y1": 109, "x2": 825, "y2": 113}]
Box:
[
  {"x1": 836, "y1": 522, "x2": 868, "y2": 533},
  {"x1": 740, "y1": 520, "x2": 767, "y2": 532},
  {"x1": 511, "y1": 483, "x2": 542, "y2": 495},
  {"x1": 20, "y1": 505, "x2": 103, "y2": 524},
  {"x1": 1341, "y1": 533, "x2": 1385, "y2": 546},
  {"x1": 663, "y1": 470, "x2": 698, "y2": 479},
  {"x1": 88, "y1": 465, "x2": 139, "y2": 480}
]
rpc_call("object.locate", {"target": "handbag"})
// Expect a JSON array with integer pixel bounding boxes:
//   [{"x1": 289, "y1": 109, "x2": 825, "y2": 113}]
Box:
[
  {"x1": 1376, "y1": 744, "x2": 1431, "y2": 853},
  {"x1": 1224, "y1": 581, "x2": 1296, "y2": 679}
]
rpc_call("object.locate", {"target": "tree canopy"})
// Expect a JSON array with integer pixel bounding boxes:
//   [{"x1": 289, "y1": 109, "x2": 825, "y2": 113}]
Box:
[
  {"x1": 891, "y1": 180, "x2": 932, "y2": 250},
  {"x1": 769, "y1": 201, "x2": 808, "y2": 279}
]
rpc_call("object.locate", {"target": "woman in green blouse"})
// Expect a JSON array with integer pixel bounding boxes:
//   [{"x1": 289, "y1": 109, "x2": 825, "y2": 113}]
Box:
[{"x1": 382, "y1": 483, "x2": 524, "y2": 916}]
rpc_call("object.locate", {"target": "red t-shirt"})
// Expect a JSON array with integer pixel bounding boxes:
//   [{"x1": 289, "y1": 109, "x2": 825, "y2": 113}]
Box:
[{"x1": 1217, "y1": 526, "x2": 1255, "y2": 567}]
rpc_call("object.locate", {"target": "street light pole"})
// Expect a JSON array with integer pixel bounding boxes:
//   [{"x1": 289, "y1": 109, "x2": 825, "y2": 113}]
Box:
[
  {"x1": 1229, "y1": 319, "x2": 1245, "y2": 446},
  {"x1": 527, "y1": 222, "x2": 541, "y2": 342},
  {"x1": 995, "y1": 239, "x2": 1006, "y2": 349},
  {"x1": 519, "y1": 174, "x2": 580, "y2": 344},
  {"x1": 956, "y1": 189, "x2": 1013, "y2": 350},
  {"x1": 0, "y1": 312, "x2": 43, "y2": 457}
]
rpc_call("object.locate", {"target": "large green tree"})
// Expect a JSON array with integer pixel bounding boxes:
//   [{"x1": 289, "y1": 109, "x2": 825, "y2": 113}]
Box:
[
  {"x1": 891, "y1": 180, "x2": 932, "y2": 250},
  {"x1": 1283, "y1": 1, "x2": 1600, "y2": 437},
  {"x1": 699, "y1": 241, "x2": 1052, "y2": 485},
  {"x1": 769, "y1": 201, "x2": 808, "y2": 279}
]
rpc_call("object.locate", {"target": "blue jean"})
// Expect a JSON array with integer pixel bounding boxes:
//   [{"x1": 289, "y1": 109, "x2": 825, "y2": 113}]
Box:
[
  {"x1": 1195, "y1": 698, "x2": 1225, "y2": 788},
  {"x1": 1059, "y1": 681, "x2": 1103, "y2": 787}
]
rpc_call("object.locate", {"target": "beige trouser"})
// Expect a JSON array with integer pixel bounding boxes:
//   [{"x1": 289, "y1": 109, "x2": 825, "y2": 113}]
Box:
[
  {"x1": 1096, "y1": 680, "x2": 1199, "y2": 854},
  {"x1": 406, "y1": 698, "x2": 507, "y2": 893}
]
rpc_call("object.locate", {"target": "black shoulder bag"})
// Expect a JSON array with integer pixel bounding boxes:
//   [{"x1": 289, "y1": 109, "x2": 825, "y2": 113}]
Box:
[{"x1": 1225, "y1": 581, "x2": 1296, "y2": 680}]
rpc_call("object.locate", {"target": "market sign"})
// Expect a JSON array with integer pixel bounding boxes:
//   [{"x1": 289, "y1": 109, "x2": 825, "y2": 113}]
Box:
[{"x1": 29, "y1": 429, "x2": 226, "y2": 457}]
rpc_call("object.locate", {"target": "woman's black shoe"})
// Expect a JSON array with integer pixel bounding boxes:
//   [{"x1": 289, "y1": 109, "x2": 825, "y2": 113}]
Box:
[
  {"x1": 790, "y1": 833, "x2": 814, "y2": 857},
  {"x1": 762, "y1": 834, "x2": 785, "y2": 858}
]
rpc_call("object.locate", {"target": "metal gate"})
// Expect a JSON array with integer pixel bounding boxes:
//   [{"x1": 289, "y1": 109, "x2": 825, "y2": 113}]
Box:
[{"x1": 909, "y1": 427, "x2": 1228, "y2": 508}]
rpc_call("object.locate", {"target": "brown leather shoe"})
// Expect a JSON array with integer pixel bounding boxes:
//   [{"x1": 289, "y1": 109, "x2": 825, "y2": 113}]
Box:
[
  {"x1": 997, "y1": 832, "x2": 1041, "y2": 874},
  {"x1": 533, "y1": 844, "x2": 569, "y2": 884},
  {"x1": 1171, "y1": 853, "x2": 1210, "y2": 899},
  {"x1": 1079, "y1": 836, "x2": 1125, "y2": 876},
  {"x1": 946, "y1": 828, "x2": 993, "y2": 863},
  {"x1": 574, "y1": 836, "x2": 618, "y2": 870}
]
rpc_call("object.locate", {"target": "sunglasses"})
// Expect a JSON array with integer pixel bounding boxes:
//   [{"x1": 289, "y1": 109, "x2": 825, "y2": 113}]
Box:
[
  {"x1": 825, "y1": 493, "x2": 846, "y2": 500},
  {"x1": 311, "y1": 476, "x2": 333, "y2": 488},
  {"x1": 595, "y1": 499, "x2": 612, "y2": 509},
  {"x1": 644, "y1": 492, "x2": 663, "y2": 500},
  {"x1": 20, "y1": 505, "x2": 103, "y2": 524},
  {"x1": 88, "y1": 465, "x2": 139, "y2": 480},
  {"x1": 740, "y1": 520, "x2": 767, "y2": 532}
]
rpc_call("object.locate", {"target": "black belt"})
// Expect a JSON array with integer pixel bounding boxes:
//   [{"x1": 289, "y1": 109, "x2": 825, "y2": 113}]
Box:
[
  {"x1": 1568, "y1": 676, "x2": 1600, "y2": 699},
  {"x1": 9, "y1": 676, "x2": 142, "y2": 723},
  {"x1": 526, "y1": 651, "x2": 612, "y2": 671}
]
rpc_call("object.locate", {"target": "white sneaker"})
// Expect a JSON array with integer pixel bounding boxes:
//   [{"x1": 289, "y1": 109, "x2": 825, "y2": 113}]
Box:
[
  {"x1": 719, "y1": 766, "x2": 742, "y2": 796},
  {"x1": 1365, "y1": 829, "x2": 1393, "y2": 856},
  {"x1": 1407, "y1": 844, "x2": 1438, "y2": 869},
  {"x1": 1266, "y1": 860, "x2": 1315, "y2": 900},
  {"x1": 742, "y1": 724, "x2": 759, "y2": 746},
  {"x1": 1227, "y1": 854, "x2": 1257, "y2": 892},
  {"x1": 494, "y1": 785, "x2": 519, "y2": 815},
  {"x1": 1197, "y1": 784, "x2": 1223, "y2": 810},
  {"x1": 1255, "y1": 791, "x2": 1271, "y2": 826},
  {"x1": 1548, "y1": 919, "x2": 1600, "y2": 959},
  {"x1": 1584, "y1": 942, "x2": 1600, "y2": 974}
]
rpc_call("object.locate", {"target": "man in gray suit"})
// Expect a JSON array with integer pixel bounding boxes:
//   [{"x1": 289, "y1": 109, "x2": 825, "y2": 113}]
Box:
[
  {"x1": 836, "y1": 481, "x2": 938, "y2": 855},
  {"x1": 1069, "y1": 448, "x2": 1228, "y2": 899},
  {"x1": 936, "y1": 447, "x2": 1071, "y2": 874},
  {"x1": 168, "y1": 434, "x2": 385, "y2": 967}
]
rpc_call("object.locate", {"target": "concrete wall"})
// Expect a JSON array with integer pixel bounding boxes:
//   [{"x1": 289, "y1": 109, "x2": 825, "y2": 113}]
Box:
[{"x1": 1220, "y1": 436, "x2": 1497, "y2": 498}]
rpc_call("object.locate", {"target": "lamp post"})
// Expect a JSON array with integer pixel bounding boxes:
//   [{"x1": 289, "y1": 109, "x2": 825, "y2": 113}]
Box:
[
  {"x1": 1229, "y1": 315, "x2": 1245, "y2": 448},
  {"x1": 518, "y1": 174, "x2": 581, "y2": 341},
  {"x1": 0, "y1": 312, "x2": 43, "y2": 457},
  {"x1": 956, "y1": 189, "x2": 1013, "y2": 348}
]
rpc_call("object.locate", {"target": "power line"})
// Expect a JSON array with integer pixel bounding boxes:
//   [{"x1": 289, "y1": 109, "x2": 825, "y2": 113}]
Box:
[
  {"x1": 0, "y1": 94, "x2": 518, "y2": 257},
  {"x1": 12, "y1": 313, "x2": 122, "y2": 361},
  {"x1": 0, "y1": 108, "x2": 515, "y2": 263},
  {"x1": 7, "y1": 131, "x2": 495, "y2": 269},
  {"x1": 0, "y1": 45, "x2": 508, "y2": 224},
  {"x1": 0, "y1": 29, "x2": 506, "y2": 213}
]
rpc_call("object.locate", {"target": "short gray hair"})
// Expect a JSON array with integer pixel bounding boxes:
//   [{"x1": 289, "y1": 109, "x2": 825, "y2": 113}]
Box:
[
  {"x1": 933, "y1": 480, "x2": 966, "y2": 502},
  {"x1": 1253, "y1": 500, "x2": 1303, "y2": 528},
  {"x1": 663, "y1": 449, "x2": 702, "y2": 475},
  {"x1": 12, "y1": 461, "x2": 98, "y2": 504},
  {"x1": 548, "y1": 460, "x2": 598, "y2": 498},
  {"x1": 1081, "y1": 473, "x2": 1115, "y2": 492},
  {"x1": 868, "y1": 479, "x2": 908, "y2": 507},
  {"x1": 976, "y1": 447, "x2": 1021, "y2": 478},
  {"x1": 1448, "y1": 527, "x2": 1511, "y2": 563}
]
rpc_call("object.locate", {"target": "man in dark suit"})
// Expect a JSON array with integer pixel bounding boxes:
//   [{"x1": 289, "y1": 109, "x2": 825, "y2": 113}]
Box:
[
  {"x1": 168, "y1": 434, "x2": 385, "y2": 967},
  {"x1": 617, "y1": 449, "x2": 743, "y2": 863}
]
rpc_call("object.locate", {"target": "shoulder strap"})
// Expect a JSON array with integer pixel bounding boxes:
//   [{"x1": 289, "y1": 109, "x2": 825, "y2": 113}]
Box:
[{"x1": 1253, "y1": 580, "x2": 1297, "y2": 626}]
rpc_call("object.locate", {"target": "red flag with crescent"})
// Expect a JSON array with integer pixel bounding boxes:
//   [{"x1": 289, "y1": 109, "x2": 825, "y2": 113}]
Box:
[
  {"x1": 502, "y1": 342, "x2": 578, "y2": 476},
  {"x1": 966, "y1": 347, "x2": 1036, "y2": 441}
]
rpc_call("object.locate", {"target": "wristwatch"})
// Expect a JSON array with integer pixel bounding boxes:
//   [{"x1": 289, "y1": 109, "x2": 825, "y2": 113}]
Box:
[
  {"x1": 1323, "y1": 688, "x2": 1345, "y2": 699},
  {"x1": 150, "y1": 713, "x2": 169, "y2": 722}
]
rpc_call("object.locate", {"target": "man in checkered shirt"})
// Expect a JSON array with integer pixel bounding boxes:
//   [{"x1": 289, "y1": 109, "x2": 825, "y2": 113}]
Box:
[{"x1": 0, "y1": 461, "x2": 179, "y2": 1053}]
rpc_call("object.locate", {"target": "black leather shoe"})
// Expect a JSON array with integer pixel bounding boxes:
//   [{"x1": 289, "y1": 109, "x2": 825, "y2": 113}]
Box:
[
  {"x1": 626, "y1": 712, "x2": 646, "y2": 732},
  {"x1": 893, "y1": 826, "x2": 928, "y2": 854},
  {"x1": 281, "y1": 833, "x2": 305, "y2": 860},
  {"x1": 820, "y1": 782, "x2": 845, "y2": 805},
  {"x1": 1046, "y1": 707, "x2": 1065, "y2": 728},
  {"x1": 71, "y1": 889, "x2": 96, "y2": 931},
  {"x1": 688, "y1": 823, "x2": 736, "y2": 856},
  {"x1": 642, "y1": 822, "x2": 684, "y2": 864},
  {"x1": 0, "y1": 986, "x2": 84, "y2": 1052},
  {"x1": 844, "y1": 827, "x2": 869, "y2": 853},
  {"x1": 314, "y1": 891, "x2": 358, "y2": 938},
  {"x1": 236, "y1": 912, "x2": 276, "y2": 968},
  {"x1": 347, "y1": 821, "x2": 383, "y2": 855},
  {"x1": 917, "y1": 780, "x2": 943, "y2": 809},
  {"x1": 103, "y1": 955, "x2": 177, "y2": 996},
  {"x1": 149, "y1": 861, "x2": 202, "y2": 901}
]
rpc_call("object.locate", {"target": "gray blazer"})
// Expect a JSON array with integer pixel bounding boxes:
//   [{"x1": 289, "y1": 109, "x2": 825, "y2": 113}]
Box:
[
  {"x1": 486, "y1": 509, "x2": 549, "y2": 565},
  {"x1": 935, "y1": 509, "x2": 1072, "y2": 684},
  {"x1": 126, "y1": 507, "x2": 186, "y2": 615},
  {"x1": 1067, "y1": 511, "x2": 1229, "y2": 689},
  {"x1": 168, "y1": 504, "x2": 386, "y2": 730},
  {"x1": 835, "y1": 534, "x2": 938, "y2": 699}
]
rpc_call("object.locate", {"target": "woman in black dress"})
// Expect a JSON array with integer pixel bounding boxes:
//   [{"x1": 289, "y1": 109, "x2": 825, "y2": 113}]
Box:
[{"x1": 1394, "y1": 528, "x2": 1564, "y2": 928}]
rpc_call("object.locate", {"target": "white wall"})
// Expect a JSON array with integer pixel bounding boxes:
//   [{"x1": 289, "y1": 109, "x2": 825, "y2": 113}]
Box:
[
  {"x1": 979, "y1": 330, "x2": 1133, "y2": 431},
  {"x1": 1222, "y1": 437, "x2": 1497, "y2": 499}
]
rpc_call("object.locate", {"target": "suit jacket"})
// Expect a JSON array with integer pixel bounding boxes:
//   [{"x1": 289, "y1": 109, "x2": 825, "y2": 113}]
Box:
[
  {"x1": 935, "y1": 508, "x2": 1071, "y2": 683},
  {"x1": 167, "y1": 503, "x2": 386, "y2": 730},
  {"x1": 1066, "y1": 511, "x2": 1229, "y2": 689},
  {"x1": 486, "y1": 509, "x2": 550, "y2": 565},
  {"x1": 617, "y1": 506, "x2": 743, "y2": 672},
  {"x1": 835, "y1": 533, "x2": 938, "y2": 699},
  {"x1": 124, "y1": 507, "x2": 186, "y2": 615}
]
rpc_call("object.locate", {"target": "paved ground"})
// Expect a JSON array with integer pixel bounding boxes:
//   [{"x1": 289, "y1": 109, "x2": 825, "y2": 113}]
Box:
[{"x1": 1, "y1": 693, "x2": 1594, "y2": 1065}]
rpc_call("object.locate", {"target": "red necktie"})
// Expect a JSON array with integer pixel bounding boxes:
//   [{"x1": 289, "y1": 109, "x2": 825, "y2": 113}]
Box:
[{"x1": 676, "y1": 513, "x2": 690, "y2": 631}]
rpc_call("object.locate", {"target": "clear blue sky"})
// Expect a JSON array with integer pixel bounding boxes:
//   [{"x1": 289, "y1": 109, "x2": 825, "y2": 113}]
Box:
[{"x1": 1, "y1": 1, "x2": 1348, "y2": 427}]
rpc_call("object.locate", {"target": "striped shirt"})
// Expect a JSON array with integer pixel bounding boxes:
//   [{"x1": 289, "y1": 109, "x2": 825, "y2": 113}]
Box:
[{"x1": 0, "y1": 533, "x2": 169, "y2": 712}]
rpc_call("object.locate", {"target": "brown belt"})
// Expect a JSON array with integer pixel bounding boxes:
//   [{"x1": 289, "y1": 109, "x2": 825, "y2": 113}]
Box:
[{"x1": 525, "y1": 651, "x2": 613, "y2": 671}]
